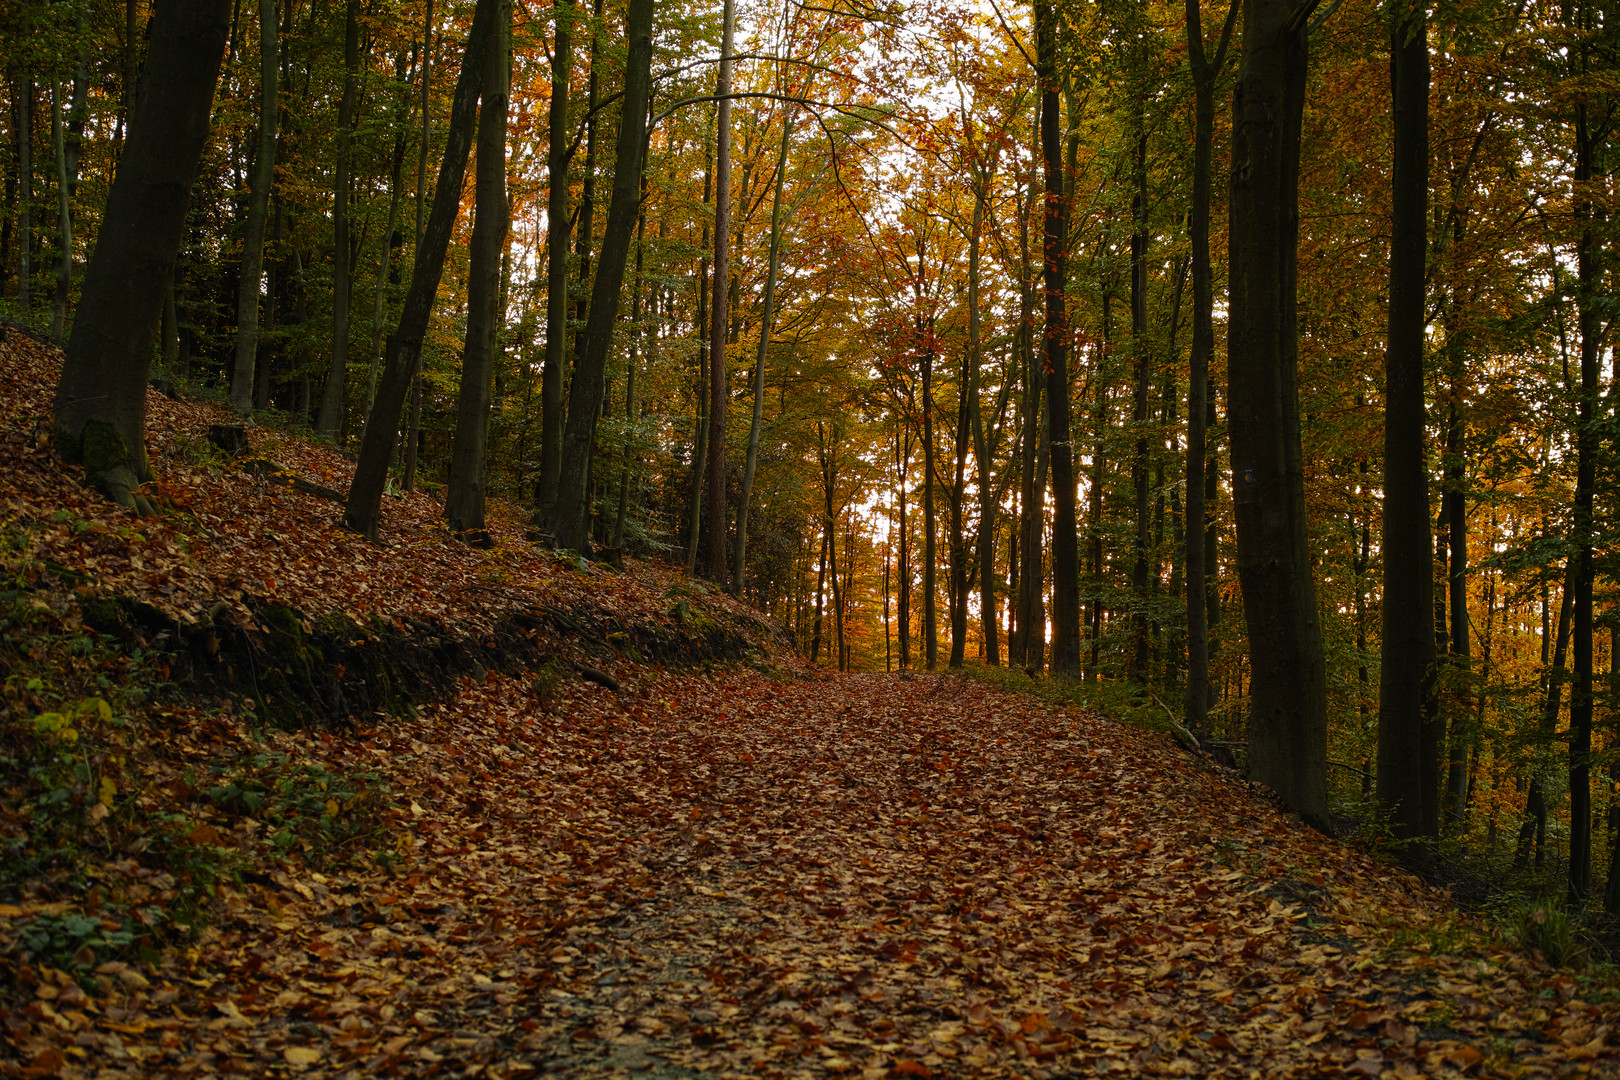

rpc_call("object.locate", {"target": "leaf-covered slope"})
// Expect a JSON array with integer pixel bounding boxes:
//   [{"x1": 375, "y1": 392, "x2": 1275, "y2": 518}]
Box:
[
  {"x1": 0, "y1": 330, "x2": 787, "y2": 725},
  {"x1": 1, "y1": 331, "x2": 1616, "y2": 1079}
]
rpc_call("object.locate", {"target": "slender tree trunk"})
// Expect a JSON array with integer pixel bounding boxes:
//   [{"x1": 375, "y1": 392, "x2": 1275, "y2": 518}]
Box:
[
  {"x1": 536, "y1": 0, "x2": 572, "y2": 525},
  {"x1": 1130, "y1": 125, "x2": 1151, "y2": 684},
  {"x1": 612, "y1": 206, "x2": 645, "y2": 554},
  {"x1": 897, "y1": 428, "x2": 911, "y2": 669},
  {"x1": 922, "y1": 330, "x2": 939, "y2": 670},
  {"x1": 345, "y1": 0, "x2": 496, "y2": 539},
  {"x1": 18, "y1": 78, "x2": 32, "y2": 312},
  {"x1": 970, "y1": 182, "x2": 999, "y2": 666},
  {"x1": 402, "y1": 0, "x2": 434, "y2": 492},
  {"x1": 1014, "y1": 147, "x2": 1043, "y2": 672},
  {"x1": 1516, "y1": 560, "x2": 1576, "y2": 870},
  {"x1": 811, "y1": 525, "x2": 828, "y2": 662},
  {"x1": 445, "y1": 0, "x2": 509, "y2": 539},
  {"x1": 1184, "y1": 0, "x2": 1235, "y2": 733},
  {"x1": 948, "y1": 347, "x2": 970, "y2": 669},
  {"x1": 685, "y1": 152, "x2": 711, "y2": 572},
  {"x1": 232, "y1": 0, "x2": 278, "y2": 413},
  {"x1": 48, "y1": 82, "x2": 69, "y2": 338},
  {"x1": 1037, "y1": 0, "x2": 1080, "y2": 676},
  {"x1": 1441, "y1": 344, "x2": 1470, "y2": 821},
  {"x1": 367, "y1": 125, "x2": 407, "y2": 416},
  {"x1": 706, "y1": 0, "x2": 736, "y2": 580},
  {"x1": 1228, "y1": 0, "x2": 1329, "y2": 828},
  {"x1": 550, "y1": 0, "x2": 653, "y2": 553},
  {"x1": 1570, "y1": 88, "x2": 1600, "y2": 903},
  {"x1": 52, "y1": 0, "x2": 231, "y2": 510},
  {"x1": 1377, "y1": 0, "x2": 1437, "y2": 851},
  {"x1": 735, "y1": 109, "x2": 792, "y2": 594},
  {"x1": 317, "y1": 0, "x2": 360, "y2": 438}
]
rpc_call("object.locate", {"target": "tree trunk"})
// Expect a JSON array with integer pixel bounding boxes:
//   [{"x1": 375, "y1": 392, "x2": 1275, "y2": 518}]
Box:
[
  {"x1": 402, "y1": 0, "x2": 434, "y2": 493},
  {"x1": 922, "y1": 328, "x2": 939, "y2": 670},
  {"x1": 1515, "y1": 560, "x2": 1575, "y2": 870},
  {"x1": 445, "y1": 0, "x2": 509, "y2": 539},
  {"x1": 970, "y1": 180, "x2": 999, "y2": 666},
  {"x1": 535, "y1": 0, "x2": 572, "y2": 526},
  {"x1": 231, "y1": 0, "x2": 278, "y2": 413},
  {"x1": 345, "y1": 0, "x2": 496, "y2": 539},
  {"x1": 18, "y1": 78, "x2": 33, "y2": 313},
  {"x1": 550, "y1": 0, "x2": 653, "y2": 553},
  {"x1": 1228, "y1": 0, "x2": 1329, "y2": 828},
  {"x1": 317, "y1": 0, "x2": 361, "y2": 438},
  {"x1": 948, "y1": 349, "x2": 970, "y2": 669},
  {"x1": 1441, "y1": 348, "x2": 1470, "y2": 821},
  {"x1": 1570, "y1": 87, "x2": 1600, "y2": 903},
  {"x1": 1377, "y1": 0, "x2": 1437, "y2": 850},
  {"x1": 366, "y1": 123, "x2": 407, "y2": 417},
  {"x1": 1037, "y1": 0, "x2": 1080, "y2": 676},
  {"x1": 897, "y1": 428, "x2": 911, "y2": 669},
  {"x1": 706, "y1": 0, "x2": 736, "y2": 580},
  {"x1": 612, "y1": 206, "x2": 645, "y2": 554},
  {"x1": 52, "y1": 0, "x2": 231, "y2": 510},
  {"x1": 1130, "y1": 125, "x2": 1151, "y2": 685},
  {"x1": 1184, "y1": 0, "x2": 1235, "y2": 732},
  {"x1": 735, "y1": 109, "x2": 792, "y2": 595}
]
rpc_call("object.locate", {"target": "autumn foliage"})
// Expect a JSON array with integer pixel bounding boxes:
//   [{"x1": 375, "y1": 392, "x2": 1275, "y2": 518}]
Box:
[{"x1": 2, "y1": 330, "x2": 1618, "y2": 1076}]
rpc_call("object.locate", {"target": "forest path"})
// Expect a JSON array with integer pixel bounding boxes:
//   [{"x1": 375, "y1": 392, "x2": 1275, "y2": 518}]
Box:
[{"x1": 45, "y1": 667, "x2": 1619, "y2": 1078}]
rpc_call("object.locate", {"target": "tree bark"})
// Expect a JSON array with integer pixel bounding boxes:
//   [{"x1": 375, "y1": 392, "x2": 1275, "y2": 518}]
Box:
[
  {"x1": 345, "y1": 0, "x2": 497, "y2": 539},
  {"x1": 550, "y1": 0, "x2": 654, "y2": 553},
  {"x1": 1569, "y1": 86, "x2": 1600, "y2": 903},
  {"x1": 1377, "y1": 0, "x2": 1437, "y2": 850},
  {"x1": 706, "y1": 0, "x2": 736, "y2": 580},
  {"x1": 1228, "y1": 0, "x2": 1329, "y2": 828},
  {"x1": 1184, "y1": 0, "x2": 1236, "y2": 732},
  {"x1": 231, "y1": 0, "x2": 278, "y2": 413},
  {"x1": 52, "y1": 0, "x2": 231, "y2": 511},
  {"x1": 445, "y1": 0, "x2": 510, "y2": 539},
  {"x1": 317, "y1": 0, "x2": 361, "y2": 439},
  {"x1": 1130, "y1": 125, "x2": 1151, "y2": 684},
  {"x1": 535, "y1": 0, "x2": 572, "y2": 526},
  {"x1": 50, "y1": 81, "x2": 72, "y2": 339},
  {"x1": 921, "y1": 322, "x2": 938, "y2": 670},
  {"x1": 18, "y1": 78, "x2": 32, "y2": 313},
  {"x1": 1037, "y1": 0, "x2": 1081, "y2": 676},
  {"x1": 735, "y1": 108, "x2": 792, "y2": 595}
]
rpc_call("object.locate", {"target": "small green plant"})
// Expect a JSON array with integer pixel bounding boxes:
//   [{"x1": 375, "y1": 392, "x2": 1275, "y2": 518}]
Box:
[
  {"x1": 533, "y1": 660, "x2": 567, "y2": 706},
  {"x1": 201, "y1": 751, "x2": 394, "y2": 864},
  {"x1": 1504, "y1": 901, "x2": 1588, "y2": 969},
  {"x1": 16, "y1": 910, "x2": 136, "y2": 974}
]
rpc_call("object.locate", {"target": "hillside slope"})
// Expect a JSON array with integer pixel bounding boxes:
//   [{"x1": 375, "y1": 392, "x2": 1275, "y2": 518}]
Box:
[{"x1": 1, "y1": 333, "x2": 1616, "y2": 1078}]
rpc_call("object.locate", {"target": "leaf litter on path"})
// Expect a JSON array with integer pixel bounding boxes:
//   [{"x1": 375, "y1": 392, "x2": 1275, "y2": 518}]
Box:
[
  {"x1": 12, "y1": 664, "x2": 1613, "y2": 1078},
  {"x1": 0, "y1": 331, "x2": 1613, "y2": 1078}
]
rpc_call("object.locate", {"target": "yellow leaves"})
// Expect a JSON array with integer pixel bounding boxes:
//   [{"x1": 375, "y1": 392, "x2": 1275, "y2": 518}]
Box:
[{"x1": 282, "y1": 1045, "x2": 321, "y2": 1068}]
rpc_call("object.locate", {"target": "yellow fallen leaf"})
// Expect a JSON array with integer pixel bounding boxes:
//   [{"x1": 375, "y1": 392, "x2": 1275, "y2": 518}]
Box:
[{"x1": 284, "y1": 1045, "x2": 321, "y2": 1068}]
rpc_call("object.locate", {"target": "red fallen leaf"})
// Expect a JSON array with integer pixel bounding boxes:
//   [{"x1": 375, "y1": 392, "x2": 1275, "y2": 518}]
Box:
[
  {"x1": 21, "y1": 1048, "x2": 65, "y2": 1077},
  {"x1": 1020, "y1": 1011, "x2": 1051, "y2": 1035},
  {"x1": 1208, "y1": 1033, "x2": 1235, "y2": 1050},
  {"x1": 1445, "y1": 1046, "x2": 1483, "y2": 1071},
  {"x1": 891, "y1": 1061, "x2": 932, "y2": 1078}
]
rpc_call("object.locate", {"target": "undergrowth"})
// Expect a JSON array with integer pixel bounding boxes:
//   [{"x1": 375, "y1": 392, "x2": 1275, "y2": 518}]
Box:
[{"x1": 0, "y1": 521, "x2": 395, "y2": 992}]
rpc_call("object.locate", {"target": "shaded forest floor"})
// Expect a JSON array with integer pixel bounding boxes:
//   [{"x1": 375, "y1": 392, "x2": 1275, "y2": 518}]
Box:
[{"x1": 1, "y1": 331, "x2": 1618, "y2": 1078}]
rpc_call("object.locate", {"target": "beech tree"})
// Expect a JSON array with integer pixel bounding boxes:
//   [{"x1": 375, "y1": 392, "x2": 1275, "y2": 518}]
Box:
[
  {"x1": 1227, "y1": 0, "x2": 1330, "y2": 828},
  {"x1": 1377, "y1": 0, "x2": 1438, "y2": 852},
  {"x1": 51, "y1": 0, "x2": 231, "y2": 512}
]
